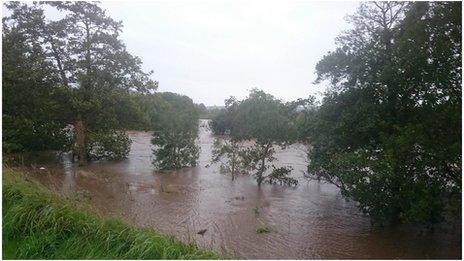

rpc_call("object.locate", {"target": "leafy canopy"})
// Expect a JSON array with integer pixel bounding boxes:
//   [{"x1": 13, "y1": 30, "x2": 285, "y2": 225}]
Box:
[
  {"x1": 211, "y1": 89, "x2": 298, "y2": 187},
  {"x1": 3, "y1": 2, "x2": 157, "y2": 161},
  {"x1": 302, "y1": 2, "x2": 461, "y2": 224},
  {"x1": 151, "y1": 93, "x2": 200, "y2": 170}
]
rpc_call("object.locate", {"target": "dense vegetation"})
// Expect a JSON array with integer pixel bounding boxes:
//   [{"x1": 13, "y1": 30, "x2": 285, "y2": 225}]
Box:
[
  {"x1": 208, "y1": 2, "x2": 462, "y2": 225},
  {"x1": 2, "y1": 2, "x2": 207, "y2": 166},
  {"x1": 151, "y1": 93, "x2": 200, "y2": 170},
  {"x1": 211, "y1": 138, "x2": 243, "y2": 180},
  {"x1": 3, "y1": 2, "x2": 156, "y2": 164},
  {"x1": 210, "y1": 89, "x2": 299, "y2": 186},
  {"x1": 3, "y1": 168, "x2": 221, "y2": 259},
  {"x1": 298, "y1": 2, "x2": 462, "y2": 224}
]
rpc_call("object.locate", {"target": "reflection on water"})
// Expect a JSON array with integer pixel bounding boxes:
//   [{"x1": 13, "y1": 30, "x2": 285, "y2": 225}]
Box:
[{"x1": 25, "y1": 120, "x2": 461, "y2": 259}]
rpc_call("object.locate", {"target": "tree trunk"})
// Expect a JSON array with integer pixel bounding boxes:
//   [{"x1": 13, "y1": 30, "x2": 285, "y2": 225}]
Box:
[
  {"x1": 257, "y1": 151, "x2": 266, "y2": 187},
  {"x1": 231, "y1": 151, "x2": 236, "y2": 181},
  {"x1": 257, "y1": 143, "x2": 271, "y2": 187},
  {"x1": 75, "y1": 115, "x2": 87, "y2": 166}
]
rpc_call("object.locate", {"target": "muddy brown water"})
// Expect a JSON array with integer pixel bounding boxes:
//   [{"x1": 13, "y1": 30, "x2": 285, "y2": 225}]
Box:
[{"x1": 20, "y1": 120, "x2": 461, "y2": 259}]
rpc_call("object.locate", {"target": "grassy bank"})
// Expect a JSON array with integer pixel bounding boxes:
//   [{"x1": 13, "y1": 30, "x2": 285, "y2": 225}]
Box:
[{"x1": 2, "y1": 168, "x2": 221, "y2": 259}]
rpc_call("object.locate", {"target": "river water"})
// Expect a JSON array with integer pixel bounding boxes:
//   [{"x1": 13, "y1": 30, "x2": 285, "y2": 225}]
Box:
[{"x1": 22, "y1": 120, "x2": 461, "y2": 259}]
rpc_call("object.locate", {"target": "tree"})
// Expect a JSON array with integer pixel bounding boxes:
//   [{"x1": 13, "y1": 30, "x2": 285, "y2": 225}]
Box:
[
  {"x1": 304, "y1": 2, "x2": 461, "y2": 224},
  {"x1": 212, "y1": 89, "x2": 298, "y2": 187},
  {"x1": 211, "y1": 138, "x2": 244, "y2": 180},
  {"x1": 151, "y1": 93, "x2": 200, "y2": 170},
  {"x1": 3, "y1": 2, "x2": 157, "y2": 164},
  {"x1": 209, "y1": 97, "x2": 238, "y2": 135},
  {"x1": 85, "y1": 129, "x2": 131, "y2": 161},
  {"x1": 2, "y1": 3, "x2": 71, "y2": 153}
]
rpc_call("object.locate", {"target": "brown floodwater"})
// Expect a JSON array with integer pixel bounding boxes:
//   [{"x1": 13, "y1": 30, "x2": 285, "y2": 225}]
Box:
[{"x1": 21, "y1": 120, "x2": 461, "y2": 259}]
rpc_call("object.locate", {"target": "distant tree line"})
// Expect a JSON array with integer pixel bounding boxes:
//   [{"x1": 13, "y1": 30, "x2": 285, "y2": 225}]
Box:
[{"x1": 195, "y1": 104, "x2": 223, "y2": 119}]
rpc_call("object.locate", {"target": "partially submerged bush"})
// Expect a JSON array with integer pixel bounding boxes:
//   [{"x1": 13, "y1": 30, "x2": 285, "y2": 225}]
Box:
[
  {"x1": 267, "y1": 166, "x2": 297, "y2": 186},
  {"x1": 151, "y1": 93, "x2": 200, "y2": 170},
  {"x1": 152, "y1": 132, "x2": 199, "y2": 170},
  {"x1": 239, "y1": 144, "x2": 298, "y2": 187},
  {"x1": 211, "y1": 138, "x2": 245, "y2": 180},
  {"x1": 210, "y1": 90, "x2": 298, "y2": 187},
  {"x1": 85, "y1": 130, "x2": 132, "y2": 161}
]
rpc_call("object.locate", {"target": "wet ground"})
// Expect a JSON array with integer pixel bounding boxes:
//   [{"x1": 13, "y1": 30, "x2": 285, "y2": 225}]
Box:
[{"x1": 19, "y1": 120, "x2": 461, "y2": 259}]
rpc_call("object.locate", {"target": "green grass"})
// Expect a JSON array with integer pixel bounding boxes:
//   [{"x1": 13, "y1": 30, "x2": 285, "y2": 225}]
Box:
[{"x1": 2, "y1": 168, "x2": 222, "y2": 259}]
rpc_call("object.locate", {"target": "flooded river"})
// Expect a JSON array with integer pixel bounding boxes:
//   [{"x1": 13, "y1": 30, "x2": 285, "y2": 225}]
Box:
[{"x1": 22, "y1": 120, "x2": 461, "y2": 259}]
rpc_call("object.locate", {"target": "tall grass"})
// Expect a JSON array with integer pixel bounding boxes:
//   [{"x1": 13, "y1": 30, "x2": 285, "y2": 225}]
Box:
[{"x1": 3, "y1": 168, "x2": 222, "y2": 259}]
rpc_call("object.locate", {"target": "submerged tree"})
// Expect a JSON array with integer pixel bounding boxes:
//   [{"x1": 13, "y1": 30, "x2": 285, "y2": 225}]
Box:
[
  {"x1": 152, "y1": 132, "x2": 199, "y2": 170},
  {"x1": 85, "y1": 130, "x2": 132, "y2": 161},
  {"x1": 211, "y1": 89, "x2": 298, "y2": 187},
  {"x1": 304, "y1": 2, "x2": 461, "y2": 224},
  {"x1": 211, "y1": 138, "x2": 244, "y2": 180},
  {"x1": 151, "y1": 93, "x2": 200, "y2": 170},
  {"x1": 3, "y1": 2, "x2": 157, "y2": 164}
]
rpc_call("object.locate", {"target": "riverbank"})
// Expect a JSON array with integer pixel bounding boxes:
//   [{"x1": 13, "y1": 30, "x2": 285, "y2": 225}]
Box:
[{"x1": 2, "y1": 168, "x2": 222, "y2": 259}]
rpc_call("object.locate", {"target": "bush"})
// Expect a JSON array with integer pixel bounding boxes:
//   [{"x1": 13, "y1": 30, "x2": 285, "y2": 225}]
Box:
[
  {"x1": 85, "y1": 130, "x2": 132, "y2": 161},
  {"x1": 151, "y1": 93, "x2": 200, "y2": 170},
  {"x1": 211, "y1": 138, "x2": 246, "y2": 180},
  {"x1": 152, "y1": 132, "x2": 199, "y2": 170},
  {"x1": 210, "y1": 90, "x2": 298, "y2": 187},
  {"x1": 2, "y1": 115, "x2": 70, "y2": 153}
]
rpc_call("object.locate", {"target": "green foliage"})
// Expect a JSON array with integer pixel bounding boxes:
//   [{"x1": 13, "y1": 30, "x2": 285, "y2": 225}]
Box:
[
  {"x1": 285, "y1": 97, "x2": 318, "y2": 143},
  {"x1": 197, "y1": 104, "x2": 223, "y2": 120},
  {"x1": 108, "y1": 92, "x2": 153, "y2": 131},
  {"x1": 86, "y1": 130, "x2": 132, "y2": 161},
  {"x1": 152, "y1": 93, "x2": 200, "y2": 133},
  {"x1": 211, "y1": 138, "x2": 245, "y2": 180},
  {"x1": 2, "y1": 169, "x2": 221, "y2": 259},
  {"x1": 267, "y1": 166, "x2": 297, "y2": 187},
  {"x1": 151, "y1": 93, "x2": 200, "y2": 170},
  {"x1": 2, "y1": 8, "x2": 71, "y2": 153},
  {"x1": 211, "y1": 90, "x2": 298, "y2": 187},
  {"x1": 210, "y1": 97, "x2": 238, "y2": 135},
  {"x1": 2, "y1": 2, "x2": 156, "y2": 162},
  {"x1": 303, "y1": 2, "x2": 461, "y2": 224},
  {"x1": 152, "y1": 132, "x2": 200, "y2": 170},
  {"x1": 2, "y1": 116, "x2": 70, "y2": 153},
  {"x1": 230, "y1": 90, "x2": 297, "y2": 144}
]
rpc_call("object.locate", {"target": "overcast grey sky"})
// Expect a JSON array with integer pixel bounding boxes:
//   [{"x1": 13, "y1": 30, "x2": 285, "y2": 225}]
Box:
[{"x1": 97, "y1": 1, "x2": 360, "y2": 106}]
